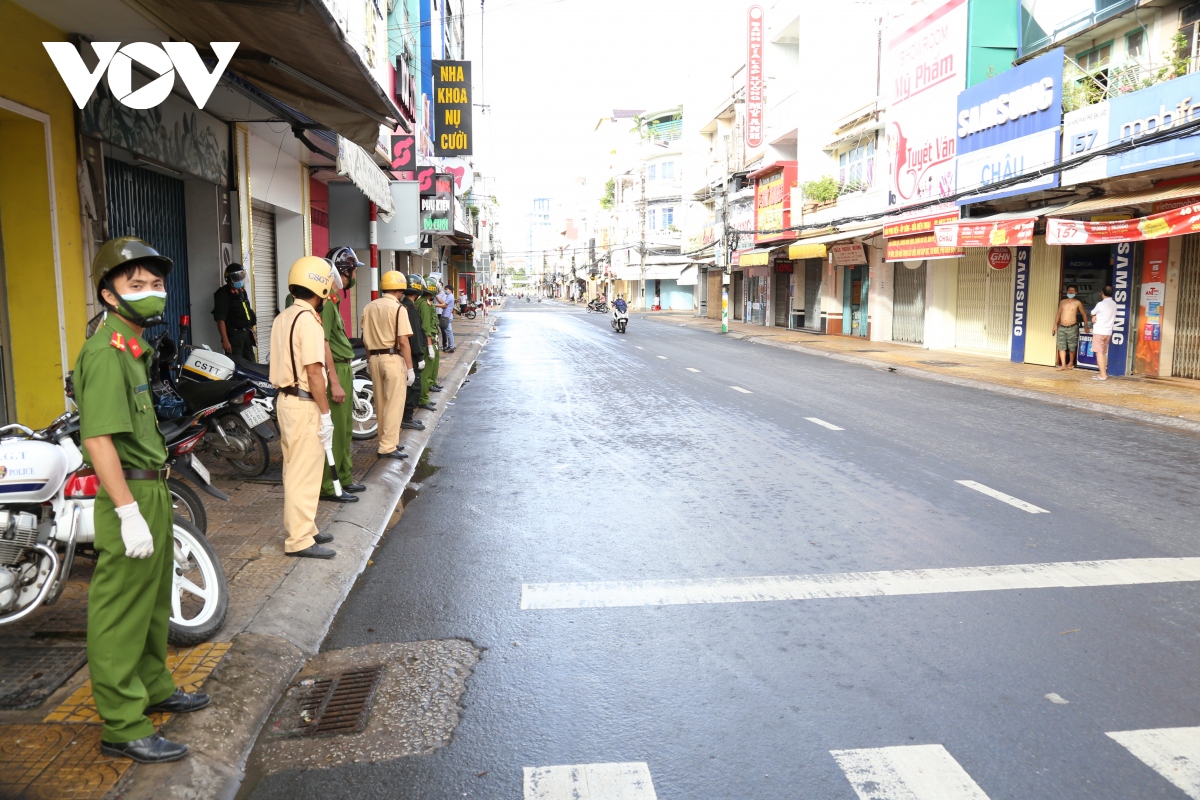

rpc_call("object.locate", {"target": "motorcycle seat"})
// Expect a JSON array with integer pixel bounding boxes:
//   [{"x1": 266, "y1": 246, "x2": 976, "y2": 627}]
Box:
[
  {"x1": 176, "y1": 376, "x2": 253, "y2": 411},
  {"x1": 229, "y1": 355, "x2": 268, "y2": 376}
]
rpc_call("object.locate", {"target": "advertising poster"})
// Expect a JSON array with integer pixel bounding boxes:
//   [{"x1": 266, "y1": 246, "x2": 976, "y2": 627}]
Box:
[
  {"x1": 1046, "y1": 202, "x2": 1200, "y2": 245},
  {"x1": 1108, "y1": 242, "x2": 1133, "y2": 376},
  {"x1": 936, "y1": 217, "x2": 1035, "y2": 247},
  {"x1": 884, "y1": 0, "x2": 968, "y2": 214},
  {"x1": 432, "y1": 60, "x2": 472, "y2": 156},
  {"x1": 1010, "y1": 246, "x2": 1030, "y2": 363},
  {"x1": 1134, "y1": 237, "x2": 1169, "y2": 374}
]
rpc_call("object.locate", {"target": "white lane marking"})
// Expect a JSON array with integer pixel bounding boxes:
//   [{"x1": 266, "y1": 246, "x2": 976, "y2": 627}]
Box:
[
  {"x1": 806, "y1": 417, "x2": 845, "y2": 431},
  {"x1": 524, "y1": 762, "x2": 657, "y2": 800},
  {"x1": 730, "y1": 386, "x2": 752, "y2": 393},
  {"x1": 1045, "y1": 693, "x2": 1069, "y2": 705},
  {"x1": 519, "y1": 557, "x2": 1200, "y2": 610},
  {"x1": 832, "y1": 744, "x2": 991, "y2": 800},
  {"x1": 634, "y1": 346, "x2": 644, "y2": 350},
  {"x1": 656, "y1": 355, "x2": 668, "y2": 360},
  {"x1": 686, "y1": 367, "x2": 700, "y2": 372},
  {"x1": 956, "y1": 480, "x2": 1049, "y2": 513},
  {"x1": 1108, "y1": 727, "x2": 1200, "y2": 798}
]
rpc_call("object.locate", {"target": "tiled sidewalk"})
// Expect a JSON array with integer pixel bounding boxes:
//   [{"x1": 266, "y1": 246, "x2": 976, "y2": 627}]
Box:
[
  {"x1": 0, "y1": 312, "x2": 490, "y2": 800},
  {"x1": 648, "y1": 312, "x2": 1200, "y2": 426}
]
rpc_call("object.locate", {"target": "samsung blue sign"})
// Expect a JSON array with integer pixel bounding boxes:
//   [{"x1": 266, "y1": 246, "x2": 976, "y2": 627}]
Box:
[
  {"x1": 955, "y1": 49, "x2": 1064, "y2": 204},
  {"x1": 1010, "y1": 247, "x2": 1030, "y2": 363}
]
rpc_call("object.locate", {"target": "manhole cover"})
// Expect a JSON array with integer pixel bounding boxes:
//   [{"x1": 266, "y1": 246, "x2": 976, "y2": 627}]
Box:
[
  {"x1": 919, "y1": 360, "x2": 962, "y2": 367},
  {"x1": 269, "y1": 665, "x2": 384, "y2": 738},
  {"x1": 0, "y1": 645, "x2": 88, "y2": 709}
]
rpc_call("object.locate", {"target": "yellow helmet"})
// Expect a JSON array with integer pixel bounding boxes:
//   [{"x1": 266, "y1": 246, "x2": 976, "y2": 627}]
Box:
[
  {"x1": 287, "y1": 256, "x2": 336, "y2": 299},
  {"x1": 380, "y1": 270, "x2": 408, "y2": 291}
]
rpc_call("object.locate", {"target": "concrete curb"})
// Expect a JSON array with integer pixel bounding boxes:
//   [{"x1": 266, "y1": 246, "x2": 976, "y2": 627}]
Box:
[
  {"x1": 108, "y1": 324, "x2": 493, "y2": 800},
  {"x1": 645, "y1": 315, "x2": 1200, "y2": 436}
]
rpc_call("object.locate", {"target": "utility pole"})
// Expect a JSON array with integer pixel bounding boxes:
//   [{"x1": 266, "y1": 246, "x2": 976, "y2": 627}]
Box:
[{"x1": 639, "y1": 164, "x2": 647, "y2": 310}]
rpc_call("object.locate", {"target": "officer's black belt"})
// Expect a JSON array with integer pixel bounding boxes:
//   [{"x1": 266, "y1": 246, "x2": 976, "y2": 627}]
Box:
[
  {"x1": 123, "y1": 468, "x2": 168, "y2": 481},
  {"x1": 279, "y1": 386, "x2": 315, "y2": 400},
  {"x1": 333, "y1": 357, "x2": 353, "y2": 363},
  {"x1": 368, "y1": 348, "x2": 399, "y2": 356}
]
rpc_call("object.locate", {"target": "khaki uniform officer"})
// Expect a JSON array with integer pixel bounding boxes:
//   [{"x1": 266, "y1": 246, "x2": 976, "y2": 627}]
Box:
[
  {"x1": 76, "y1": 237, "x2": 209, "y2": 765},
  {"x1": 360, "y1": 270, "x2": 417, "y2": 459},
  {"x1": 269, "y1": 256, "x2": 338, "y2": 559}
]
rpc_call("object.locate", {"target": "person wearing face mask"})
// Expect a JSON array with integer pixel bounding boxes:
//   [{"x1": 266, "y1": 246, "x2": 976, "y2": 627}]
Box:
[
  {"x1": 270, "y1": 256, "x2": 338, "y2": 559},
  {"x1": 212, "y1": 263, "x2": 257, "y2": 360},
  {"x1": 74, "y1": 237, "x2": 208, "y2": 764},
  {"x1": 1052, "y1": 284, "x2": 1090, "y2": 371}
]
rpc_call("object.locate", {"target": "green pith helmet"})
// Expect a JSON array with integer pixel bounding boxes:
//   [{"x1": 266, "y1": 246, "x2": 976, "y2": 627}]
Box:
[
  {"x1": 424, "y1": 277, "x2": 438, "y2": 295},
  {"x1": 92, "y1": 236, "x2": 173, "y2": 290},
  {"x1": 405, "y1": 274, "x2": 424, "y2": 293}
]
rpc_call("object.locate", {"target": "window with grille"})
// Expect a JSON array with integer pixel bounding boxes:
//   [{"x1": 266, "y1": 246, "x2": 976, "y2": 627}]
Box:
[
  {"x1": 837, "y1": 139, "x2": 876, "y2": 191},
  {"x1": 1180, "y1": 3, "x2": 1200, "y2": 73},
  {"x1": 1127, "y1": 28, "x2": 1144, "y2": 58},
  {"x1": 648, "y1": 164, "x2": 657, "y2": 181}
]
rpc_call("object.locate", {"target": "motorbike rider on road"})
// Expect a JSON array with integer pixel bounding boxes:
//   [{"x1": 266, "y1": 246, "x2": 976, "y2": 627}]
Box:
[
  {"x1": 74, "y1": 237, "x2": 210, "y2": 765},
  {"x1": 614, "y1": 295, "x2": 628, "y2": 314}
]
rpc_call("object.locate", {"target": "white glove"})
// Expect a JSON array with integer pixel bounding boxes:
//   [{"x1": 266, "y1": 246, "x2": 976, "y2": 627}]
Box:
[
  {"x1": 318, "y1": 412, "x2": 334, "y2": 448},
  {"x1": 406, "y1": 368, "x2": 416, "y2": 386},
  {"x1": 114, "y1": 502, "x2": 155, "y2": 559},
  {"x1": 427, "y1": 344, "x2": 435, "y2": 358},
  {"x1": 417, "y1": 359, "x2": 426, "y2": 370}
]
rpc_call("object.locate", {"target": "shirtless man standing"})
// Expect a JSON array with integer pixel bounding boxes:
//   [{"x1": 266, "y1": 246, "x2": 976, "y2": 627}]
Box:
[{"x1": 1052, "y1": 284, "x2": 1089, "y2": 370}]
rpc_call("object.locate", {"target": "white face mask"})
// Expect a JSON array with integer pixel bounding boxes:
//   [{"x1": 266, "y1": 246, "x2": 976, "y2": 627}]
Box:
[{"x1": 120, "y1": 290, "x2": 168, "y2": 302}]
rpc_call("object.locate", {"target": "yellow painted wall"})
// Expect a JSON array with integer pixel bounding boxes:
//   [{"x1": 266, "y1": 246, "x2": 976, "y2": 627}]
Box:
[
  {"x1": 1025, "y1": 235, "x2": 1062, "y2": 367},
  {"x1": 0, "y1": 0, "x2": 87, "y2": 425}
]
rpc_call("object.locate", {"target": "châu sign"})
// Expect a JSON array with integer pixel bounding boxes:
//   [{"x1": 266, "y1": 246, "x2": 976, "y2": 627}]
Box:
[{"x1": 433, "y1": 60, "x2": 472, "y2": 156}]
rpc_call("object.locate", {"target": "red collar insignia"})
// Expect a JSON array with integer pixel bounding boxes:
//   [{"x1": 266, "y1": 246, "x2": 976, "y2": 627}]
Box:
[{"x1": 128, "y1": 337, "x2": 143, "y2": 358}]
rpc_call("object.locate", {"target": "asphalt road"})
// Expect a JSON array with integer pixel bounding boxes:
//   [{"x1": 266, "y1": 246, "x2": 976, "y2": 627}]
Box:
[{"x1": 248, "y1": 299, "x2": 1200, "y2": 800}]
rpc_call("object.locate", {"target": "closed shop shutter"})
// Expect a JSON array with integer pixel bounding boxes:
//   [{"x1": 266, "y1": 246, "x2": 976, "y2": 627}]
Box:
[
  {"x1": 773, "y1": 271, "x2": 789, "y2": 327},
  {"x1": 803, "y1": 259, "x2": 822, "y2": 331},
  {"x1": 1172, "y1": 234, "x2": 1200, "y2": 379},
  {"x1": 707, "y1": 270, "x2": 722, "y2": 320},
  {"x1": 1024, "y1": 236, "x2": 1062, "y2": 367},
  {"x1": 103, "y1": 158, "x2": 190, "y2": 345},
  {"x1": 892, "y1": 261, "x2": 927, "y2": 344},
  {"x1": 955, "y1": 249, "x2": 1014, "y2": 353},
  {"x1": 251, "y1": 207, "x2": 277, "y2": 359}
]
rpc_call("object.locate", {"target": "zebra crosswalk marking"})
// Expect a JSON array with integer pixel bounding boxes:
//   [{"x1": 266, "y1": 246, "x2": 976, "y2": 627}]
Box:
[
  {"x1": 523, "y1": 762, "x2": 657, "y2": 800},
  {"x1": 831, "y1": 744, "x2": 991, "y2": 800},
  {"x1": 1107, "y1": 726, "x2": 1200, "y2": 799}
]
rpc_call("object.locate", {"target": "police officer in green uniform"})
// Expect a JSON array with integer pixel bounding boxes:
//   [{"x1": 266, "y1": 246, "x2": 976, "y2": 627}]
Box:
[
  {"x1": 401, "y1": 275, "x2": 428, "y2": 431},
  {"x1": 416, "y1": 277, "x2": 440, "y2": 411},
  {"x1": 212, "y1": 263, "x2": 257, "y2": 360},
  {"x1": 75, "y1": 237, "x2": 209, "y2": 764},
  {"x1": 318, "y1": 247, "x2": 366, "y2": 502}
]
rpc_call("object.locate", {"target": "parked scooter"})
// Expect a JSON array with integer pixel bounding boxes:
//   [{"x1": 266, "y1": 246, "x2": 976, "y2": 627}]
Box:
[
  {"x1": 611, "y1": 304, "x2": 629, "y2": 334},
  {"x1": 0, "y1": 413, "x2": 228, "y2": 645},
  {"x1": 587, "y1": 299, "x2": 609, "y2": 313}
]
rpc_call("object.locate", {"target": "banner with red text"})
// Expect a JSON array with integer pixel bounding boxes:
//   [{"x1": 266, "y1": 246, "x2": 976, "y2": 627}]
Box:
[
  {"x1": 935, "y1": 217, "x2": 1035, "y2": 247},
  {"x1": 1045, "y1": 204, "x2": 1200, "y2": 245}
]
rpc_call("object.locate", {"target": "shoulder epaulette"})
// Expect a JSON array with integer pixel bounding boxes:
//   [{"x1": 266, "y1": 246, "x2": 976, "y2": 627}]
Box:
[{"x1": 109, "y1": 332, "x2": 126, "y2": 351}]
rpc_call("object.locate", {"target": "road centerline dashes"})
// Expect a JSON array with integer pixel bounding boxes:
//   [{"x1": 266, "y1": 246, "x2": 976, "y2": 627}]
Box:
[
  {"x1": 805, "y1": 417, "x2": 844, "y2": 431},
  {"x1": 686, "y1": 367, "x2": 700, "y2": 372},
  {"x1": 956, "y1": 480, "x2": 1049, "y2": 514},
  {"x1": 518, "y1": 557, "x2": 1200, "y2": 610},
  {"x1": 656, "y1": 355, "x2": 668, "y2": 360},
  {"x1": 730, "y1": 386, "x2": 752, "y2": 393}
]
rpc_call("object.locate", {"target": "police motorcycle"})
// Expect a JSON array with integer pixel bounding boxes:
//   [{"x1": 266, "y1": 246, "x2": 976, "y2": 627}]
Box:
[
  {"x1": 346, "y1": 339, "x2": 376, "y2": 440},
  {"x1": 611, "y1": 303, "x2": 629, "y2": 334},
  {"x1": 0, "y1": 412, "x2": 229, "y2": 646}
]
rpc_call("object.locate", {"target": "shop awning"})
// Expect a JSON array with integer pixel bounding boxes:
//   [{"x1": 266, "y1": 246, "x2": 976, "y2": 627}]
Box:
[
  {"x1": 1052, "y1": 181, "x2": 1200, "y2": 217},
  {"x1": 137, "y1": 0, "x2": 406, "y2": 150},
  {"x1": 677, "y1": 265, "x2": 699, "y2": 286},
  {"x1": 336, "y1": 137, "x2": 396, "y2": 218},
  {"x1": 934, "y1": 206, "x2": 1067, "y2": 248},
  {"x1": 737, "y1": 247, "x2": 777, "y2": 266},
  {"x1": 788, "y1": 224, "x2": 883, "y2": 260}
]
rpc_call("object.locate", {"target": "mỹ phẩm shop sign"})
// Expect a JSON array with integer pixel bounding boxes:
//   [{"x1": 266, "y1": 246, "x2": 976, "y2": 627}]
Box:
[
  {"x1": 44, "y1": 42, "x2": 238, "y2": 110},
  {"x1": 953, "y1": 48, "x2": 1063, "y2": 204}
]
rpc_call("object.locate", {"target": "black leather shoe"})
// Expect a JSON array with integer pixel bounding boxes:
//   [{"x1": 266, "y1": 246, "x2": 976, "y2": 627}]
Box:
[
  {"x1": 418, "y1": 402, "x2": 437, "y2": 411},
  {"x1": 433, "y1": 384, "x2": 445, "y2": 390},
  {"x1": 100, "y1": 733, "x2": 188, "y2": 764},
  {"x1": 378, "y1": 450, "x2": 409, "y2": 459},
  {"x1": 320, "y1": 493, "x2": 359, "y2": 503},
  {"x1": 402, "y1": 420, "x2": 425, "y2": 430},
  {"x1": 287, "y1": 544, "x2": 336, "y2": 559},
  {"x1": 430, "y1": 386, "x2": 443, "y2": 393},
  {"x1": 344, "y1": 482, "x2": 366, "y2": 493},
  {"x1": 314, "y1": 532, "x2": 334, "y2": 545},
  {"x1": 145, "y1": 689, "x2": 210, "y2": 714}
]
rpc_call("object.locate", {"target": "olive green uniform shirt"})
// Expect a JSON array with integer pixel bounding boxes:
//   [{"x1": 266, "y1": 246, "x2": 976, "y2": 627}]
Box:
[
  {"x1": 74, "y1": 315, "x2": 168, "y2": 470},
  {"x1": 286, "y1": 294, "x2": 355, "y2": 361}
]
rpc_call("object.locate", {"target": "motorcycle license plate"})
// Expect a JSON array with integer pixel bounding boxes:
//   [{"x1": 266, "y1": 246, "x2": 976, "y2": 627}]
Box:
[
  {"x1": 189, "y1": 454, "x2": 211, "y2": 486},
  {"x1": 240, "y1": 403, "x2": 270, "y2": 428}
]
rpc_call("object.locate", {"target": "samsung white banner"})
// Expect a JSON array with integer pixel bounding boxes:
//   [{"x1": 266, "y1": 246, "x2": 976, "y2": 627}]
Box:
[{"x1": 955, "y1": 127, "x2": 1060, "y2": 198}]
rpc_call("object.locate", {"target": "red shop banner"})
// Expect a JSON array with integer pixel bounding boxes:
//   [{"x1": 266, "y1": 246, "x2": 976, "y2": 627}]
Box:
[
  {"x1": 1046, "y1": 204, "x2": 1200, "y2": 245},
  {"x1": 883, "y1": 211, "x2": 959, "y2": 239},
  {"x1": 935, "y1": 218, "x2": 1035, "y2": 248},
  {"x1": 885, "y1": 232, "x2": 963, "y2": 262}
]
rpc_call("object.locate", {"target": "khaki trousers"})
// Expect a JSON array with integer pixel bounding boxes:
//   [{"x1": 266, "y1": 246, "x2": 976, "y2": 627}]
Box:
[
  {"x1": 370, "y1": 353, "x2": 406, "y2": 454},
  {"x1": 278, "y1": 393, "x2": 322, "y2": 552}
]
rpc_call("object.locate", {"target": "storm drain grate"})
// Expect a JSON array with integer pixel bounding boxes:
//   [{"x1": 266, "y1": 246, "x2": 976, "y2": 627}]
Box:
[
  {"x1": 0, "y1": 645, "x2": 88, "y2": 709},
  {"x1": 919, "y1": 360, "x2": 962, "y2": 367},
  {"x1": 273, "y1": 665, "x2": 384, "y2": 738}
]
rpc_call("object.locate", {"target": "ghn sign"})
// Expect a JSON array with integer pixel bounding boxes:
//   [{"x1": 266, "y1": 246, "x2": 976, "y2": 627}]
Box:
[
  {"x1": 44, "y1": 42, "x2": 238, "y2": 110},
  {"x1": 432, "y1": 60, "x2": 472, "y2": 156}
]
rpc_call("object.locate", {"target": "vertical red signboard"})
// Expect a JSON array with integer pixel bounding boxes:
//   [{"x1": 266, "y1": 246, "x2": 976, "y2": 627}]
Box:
[
  {"x1": 746, "y1": 6, "x2": 764, "y2": 149},
  {"x1": 1134, "y1": 238, "x2": 1168, "y2": 375}
]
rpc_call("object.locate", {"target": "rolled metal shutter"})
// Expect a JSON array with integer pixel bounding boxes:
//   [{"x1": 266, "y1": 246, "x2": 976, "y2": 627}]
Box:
[
  {"x1": 707, "y1": 270, "x2": 722, "y2": 319},
  {"x1": 892, "y1": 261, "x2": 926, "y2": 344},
  {"x1": 103, "y1": 158, "x2": 190, "y2": 345},
  {"x1": 956, "y1": 249, "x2": 1015, "y2": 353},
  {"x1": 251, "y1": 207, "x2": 277, "y2": 360},
  {"x1": 1173, "y1": 234, "x2": 1200, "y2": 379},
  {"x1": 773, "y1": 272, "x2": 789, "y2": 327},
  {"x1": 803, "y1": 260, "x2": 821, "y2": 330}
]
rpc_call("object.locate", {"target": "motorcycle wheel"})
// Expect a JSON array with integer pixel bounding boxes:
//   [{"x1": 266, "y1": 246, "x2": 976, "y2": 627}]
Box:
[
  {"x1": 465, "y1": 309, "x2": 477, "y2": 320},
  {"x1": 218, "y1": 415, "x2": 271, "y2": 477},
  {"x1": 168, "y1": 516, "x2": 228, "y2": 646},
  {"x1": 167, "y1": 477, "x2": 208, "y2": 534},
  {"x1": 351, "y1": 383, "x2": 378, "y2": 440}
]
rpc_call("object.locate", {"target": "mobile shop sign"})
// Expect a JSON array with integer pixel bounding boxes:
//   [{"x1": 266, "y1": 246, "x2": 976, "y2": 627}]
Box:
[
  {"x1": 432, "y1": 60, "x2": 472, "y2": 156},
  {"x1": 1010, "y1": 246, "x2": 1030, "y2": 363},
  {"x1": 1045, "y1": 202, "x2": 1200, "y2": 245},
  {"x1": 1063, "y1": 69, "x2": 1200, "y2": 182},
  {"x1": 954, "y1": 48, "x2": 1063, "y2": 203},
  {"x1": 935, "y1": 217, "x2": 1035, "y2": 247},
  {"x1": 1108, "y1": 242, "x2": 1133, "y2": 376},
  {"x1": 884, "y1": 0, "x2": 968, "y2": 210},
  {"x1": 746, "y1": 6, "x2": 765, "y2": 149},
  {"x1": 420, "y1": 174, "x2": 453, "y2": 233},
  {"x1": 44, "y1": 41, "x2": 238, "y2": 110}
]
